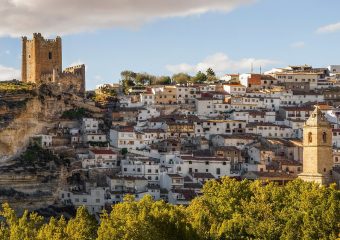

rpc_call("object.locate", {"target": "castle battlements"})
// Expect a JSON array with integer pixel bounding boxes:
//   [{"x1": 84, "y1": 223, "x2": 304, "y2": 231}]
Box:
[
  {"x1": 21, "y1": 33, "x2": 85, "y2": 96},
  {"x1": 64, "y1": 64, "x2": 85, "y2": 71}
]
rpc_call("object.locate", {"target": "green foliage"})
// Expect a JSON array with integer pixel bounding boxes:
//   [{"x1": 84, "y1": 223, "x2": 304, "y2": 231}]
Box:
[
  {"x1": 65, "y1": 206, "x2": 98, "y2": 240},
  {"x1": 120, "y1": 70, "x2": 172, "y2": 90},
  {"x1": 206, "y1": 68, "x2": 215, "y2": 77},
  {"x1": 121, "y1": 70, "x2": 137, "y2": 81},
  {"x1": 172, "y1": 73, "x2": 192, "y2": 84},
  {"x1": 12, "y1": 144, "x2": 69, "y2": 172},
  {"x1": 135, "y1": 73, "x2": 155, "y2": 85},
  {"x1": 97, "y1": 195, "x2": 197, "y2": 240},
  {"x1": 156, "y1": 76, "x2": 172, "y2": 85},
  {"x1": 92, "y1": 85, "x2": 117, "y2": 103},
  {"x1": 0, "y1": 179, "x2": 338, "y2": 240},
  {"x1": 61, "y1": 108, "x2": 89, "y2": 120},
  {"x1": 0, "y1": 81, "x2": 34, "y2": 94},
  {"x1": 121, "y1": 148, "x2": 128, "y2": 155},
  {"x1": 186, "y1": 178, "x2": 340, "y2": 240},
  {"x1": 192, "y1": 71, "x2": 207, "y2": 83}
]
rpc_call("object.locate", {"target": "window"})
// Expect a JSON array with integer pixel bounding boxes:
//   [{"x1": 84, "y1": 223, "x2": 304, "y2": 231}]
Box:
[
  {"x1": 189, "y1": 161, "x2": 192, "y2": 164},
  {"x1": 148, "y1": 169, "x2": 152, "y2": 173},
  {"x1": 216, "y1": 168, "x2": 221, "y2": 175},
  {"x1": 205, "y1": 161, "x2": 209, "y2": 165},
  {"x1": 322, "y1": 132, "x2": 327, "y2": 143},
  {"x1": 83, "y1": 198, "x2": 87, "y2": 203},
  {"x1": 48, "y1": 51, "x2": 52, "y2": 59},
  {"x1": 308, "y1": 132, "x2": 312, "y2": 143}
]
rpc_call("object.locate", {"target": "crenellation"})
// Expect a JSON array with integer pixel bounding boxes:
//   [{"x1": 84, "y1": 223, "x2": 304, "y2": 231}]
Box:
[{"x1": 21, "y1": 33, "x2": 85, "y2": 96}]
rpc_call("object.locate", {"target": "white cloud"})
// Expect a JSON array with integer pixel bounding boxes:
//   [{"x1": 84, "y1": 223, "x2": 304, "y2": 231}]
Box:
[
  {"x1": 316, "y1": 22, "x2": 340, "y2": 34},
  {"x1": 166, "y1": 52, "x2": 279, "y2": 74},
  {"x1": 290, "y1": 41, "x2": 305, "y2": 48},
  {"x1": 0, "y1": 65, "x2": 20, "y2": 81},
  {"x1": 0, "y1": 0, "x2": 256, "y2": 37}
]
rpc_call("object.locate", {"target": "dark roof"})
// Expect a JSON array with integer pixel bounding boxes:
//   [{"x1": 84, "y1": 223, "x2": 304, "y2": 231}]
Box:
[
  {"x1": 243, "y1": 171, "x2": 296, "y2": 180},
  {"x1": 246, "y1": 122, "x2": 290, "y2": 128},
  {"x1": 184, "y1": 182, "x2": 203, "y2": 189},
  {"x1": 90, "y1": 149, "x2": 116, "y2": 155},
  {"x1": 167, "y1": 173, "x2": 183, "y2": 178},
  {"x1": 191, "y1": 172, "x2": 215, "y2": 179},
  {"x1": 171, "y1": 189, "x2": 198, "y2": 201},
  {"x1": 181, "y1": 156, "x2": 228, "y2": 162},
  {"x1": 213, "y1": 134, "x2": 257, "y2": 140},
  {"x1": 108, "y1": 175, "x2": 147, "y2": 181},
  {"x1": 213, "y1": 146, "x2": 241, "y2": 152}
]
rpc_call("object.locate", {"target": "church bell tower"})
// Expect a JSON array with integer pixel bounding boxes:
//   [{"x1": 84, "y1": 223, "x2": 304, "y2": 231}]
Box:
[{"x1": 299, "y1": 105, "x2": 333, "y2": 185}]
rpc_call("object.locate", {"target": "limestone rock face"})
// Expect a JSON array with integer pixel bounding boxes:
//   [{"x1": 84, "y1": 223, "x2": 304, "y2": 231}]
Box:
[{"x1": 0, "y1": 92, "x2": 71, "y2": 164}]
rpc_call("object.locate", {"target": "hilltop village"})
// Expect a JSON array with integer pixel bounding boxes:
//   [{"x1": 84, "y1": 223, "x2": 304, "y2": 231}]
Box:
[{"x1": 0, "y1": 33, "x2": 340, "y2": 215}]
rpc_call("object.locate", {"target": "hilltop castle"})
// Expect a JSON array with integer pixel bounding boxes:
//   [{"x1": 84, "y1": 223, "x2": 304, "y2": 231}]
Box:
[{"x1": 21, "y1": 33, "x2": 85, "y2": 96}]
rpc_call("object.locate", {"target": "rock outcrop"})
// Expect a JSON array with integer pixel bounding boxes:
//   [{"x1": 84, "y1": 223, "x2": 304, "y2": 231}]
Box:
[{"x1": 0, "y1": 84, "x2": 72, "y2": 164}]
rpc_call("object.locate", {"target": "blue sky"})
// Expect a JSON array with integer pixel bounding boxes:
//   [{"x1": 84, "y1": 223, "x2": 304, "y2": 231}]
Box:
[{"x1": 0, "y1": 0, "x2": 339, "y2": 89}]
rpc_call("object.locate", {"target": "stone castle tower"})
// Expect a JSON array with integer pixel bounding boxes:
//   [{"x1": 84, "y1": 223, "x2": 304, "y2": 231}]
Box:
[
  {"x1": 22, "y1": 33, "x2": 62, "y2": 83},
  {"x1": 299, "y1": 106, "x2": 333, "y2": 185},
  {"x1": 21, "y1": 33, "x2": 85, "y2": 96}
]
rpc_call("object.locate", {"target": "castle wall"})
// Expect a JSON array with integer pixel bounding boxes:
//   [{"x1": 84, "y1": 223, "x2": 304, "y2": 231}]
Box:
[
  {"x1": 21, "y1": 33, "x2": 85, "y2": 97},
  {"x1": 22, "y1": 33, "x2": 62, "y2": 83}
]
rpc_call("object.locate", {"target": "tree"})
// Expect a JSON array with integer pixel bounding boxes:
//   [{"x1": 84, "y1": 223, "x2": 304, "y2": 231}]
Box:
[
  {"x1": 0, "y1": 203, "x2": 44, "y2": 240},
  {"x1": 121, "y1": 70, "x2": 137, "y2": 82},
  {"x1": 192, "y1": 71, "x2": 207, "y2": 83},
  {"x1": 0, "y1": 180, "x2": 338, "y2": 240},
  {"x1": 156, "y1": 76, "x2": 171, "y2": 85},
  {"x1": 206, "y1": 68, "x2": 217, "y2": 82},
  {"x1": 121, "y1": 148, "x2": 128, "y2": 155},
  {"x1": 187, "y1": 178, "x2": 340, "y2": 240},
  {"x1": 66, "y1": 206, "x2": 98, "y2": 240},
  {"x1": 122, "y1": 79, "x2": 135, "y2": 95},
  {"x1": 37, "y1": 216, "x2": 68, "y2": 240},
  {"x1": 206, "y1": 68, "x2": 215, "y2": 77},
  {"x1": 97, "y1": 195, "x2": 197, "y2": 240},
  {"x1": 172, "y1": 73, "x2": 191, "y2": 84},
  {"x1": 135, "y1": 73, "x2": 155, "y2": 86}
]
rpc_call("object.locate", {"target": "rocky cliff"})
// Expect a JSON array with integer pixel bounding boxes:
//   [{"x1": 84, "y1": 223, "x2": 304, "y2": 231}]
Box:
[{"x1": 0, "y1": 84, "x2": 72, "y2": 164}]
